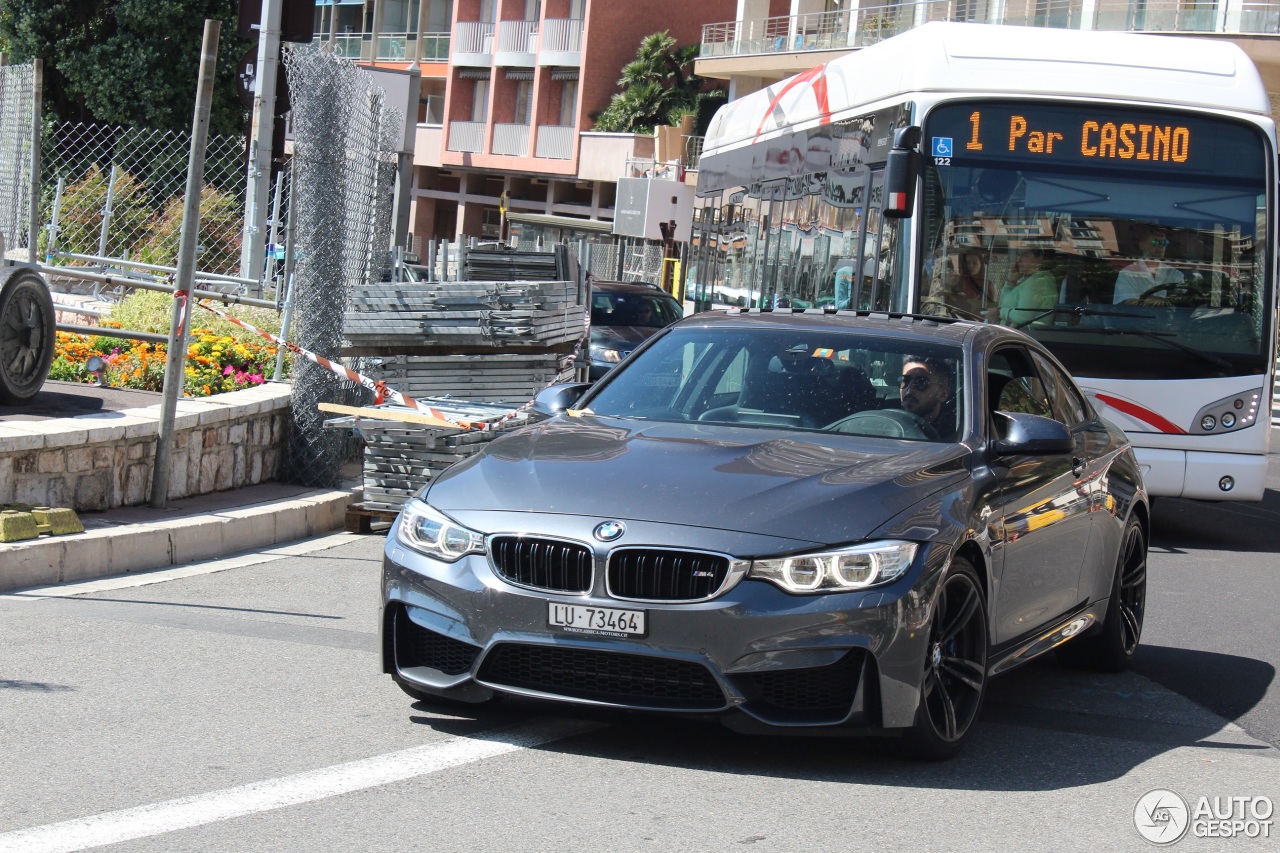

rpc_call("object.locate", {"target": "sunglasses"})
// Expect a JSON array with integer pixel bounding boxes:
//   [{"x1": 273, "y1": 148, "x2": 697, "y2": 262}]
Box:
[{"x1": 899, "y1": 375, "x2": 933, "y2": 391}]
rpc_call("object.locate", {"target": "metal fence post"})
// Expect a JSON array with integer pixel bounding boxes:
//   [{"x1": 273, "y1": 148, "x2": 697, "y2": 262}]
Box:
[
  {"x1": 97, "y1": 165, "x2": 119, "y2": 259},
  {"x1": 151, "y1": 19, "x2": 221, "y2": 508},
  {"x1": 27, "y1": 58, "x2": 41, "y2": 263},
  {"x1": 45, "y1": 176, "x2": 63, "y2": 265}
]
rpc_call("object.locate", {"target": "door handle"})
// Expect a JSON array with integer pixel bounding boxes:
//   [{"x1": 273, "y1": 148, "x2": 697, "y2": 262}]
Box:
[{"x1": 1071, "y1": 456, "x2": 1086, "y2": 476}]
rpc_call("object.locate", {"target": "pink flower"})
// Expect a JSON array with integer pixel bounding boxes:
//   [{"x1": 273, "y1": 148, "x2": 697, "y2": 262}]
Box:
[{"x1": 223, "y1": 365, "x2": 234, "y2": 376}]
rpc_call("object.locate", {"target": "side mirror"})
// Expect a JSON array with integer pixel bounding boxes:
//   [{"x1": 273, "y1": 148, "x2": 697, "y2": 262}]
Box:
[
  {"x1": 531, "y1": 383, "x2": 591, "y2": 418},
  {"x1": 991, "y1": 412, "x2": 1073, "y2": 455},
  {"x1": 882, "y1": 126, "x2": 922, "y2": 219}
]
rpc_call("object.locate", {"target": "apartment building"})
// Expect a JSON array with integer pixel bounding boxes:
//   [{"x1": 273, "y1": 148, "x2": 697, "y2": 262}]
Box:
[
  {"x1": 696, "y1": 0, "x2": 1280, "y2": 108},
  {"x1": 313, "y1": 0, "x2": 734, "y2": 251}
]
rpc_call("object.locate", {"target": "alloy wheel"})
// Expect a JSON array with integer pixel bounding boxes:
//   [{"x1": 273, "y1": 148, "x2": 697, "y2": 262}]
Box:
[{"x1": 921, "y1": 570, "x2": 988, "y2": 743}]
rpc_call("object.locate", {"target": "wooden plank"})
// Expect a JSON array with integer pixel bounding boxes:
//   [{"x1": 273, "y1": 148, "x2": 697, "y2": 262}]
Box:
[{"x1": 318, "y1": 402, "x2": 465, "y2": 429}]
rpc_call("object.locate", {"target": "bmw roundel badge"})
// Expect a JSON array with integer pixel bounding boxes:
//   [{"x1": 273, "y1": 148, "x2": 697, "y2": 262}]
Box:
[{"x1": 594, "y1": 521, "x2": 626, "y2": 542}]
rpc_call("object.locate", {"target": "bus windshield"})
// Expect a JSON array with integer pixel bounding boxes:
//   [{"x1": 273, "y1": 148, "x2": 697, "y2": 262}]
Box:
[{"x1": 919, "y1": 100, "x2": 1270, "y2": 380}]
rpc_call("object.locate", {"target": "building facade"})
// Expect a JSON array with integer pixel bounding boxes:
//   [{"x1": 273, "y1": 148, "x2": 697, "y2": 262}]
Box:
[{"x1": 313, "y1": 0, "x2": 734, "y2": 252}]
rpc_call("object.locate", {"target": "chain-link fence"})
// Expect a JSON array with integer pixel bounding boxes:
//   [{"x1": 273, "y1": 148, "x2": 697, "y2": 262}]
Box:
[
  {"x1": 280, "y1": 42, "x2": 401, "y2": 487},
  {"x1": 0, "y1": 63, "x2": 36, "y2": 256},
  {"x1": 40, "y1": 122, "x2": 247, "y2": 276}
]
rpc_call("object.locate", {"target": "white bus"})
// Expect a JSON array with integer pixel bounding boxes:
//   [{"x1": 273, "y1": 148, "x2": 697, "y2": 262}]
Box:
[{"x1": 690, "y1": 22, "x2": 1276, "y2": 501}]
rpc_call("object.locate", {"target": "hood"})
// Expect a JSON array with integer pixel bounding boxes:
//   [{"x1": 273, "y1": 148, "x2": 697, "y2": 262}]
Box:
[
  {"x1": 426, "y1": 415, "x2": 969, "y2": 545},
  {"x1": 591, "y1": 324, "x2": 657, "y2": 349}
]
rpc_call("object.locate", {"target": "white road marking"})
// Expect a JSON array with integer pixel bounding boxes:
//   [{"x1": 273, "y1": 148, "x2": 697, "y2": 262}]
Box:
[
  {"x1": 0, "y1": 532, "x2": 366, "y2": 602},
  {"x1": 0, "y1": 718, "x2": 601, "y2": 853}
]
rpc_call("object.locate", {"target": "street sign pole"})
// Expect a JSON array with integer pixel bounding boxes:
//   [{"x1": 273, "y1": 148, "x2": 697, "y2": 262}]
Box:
[{"x1": 239, "y1": 0, "x2": 282, "y2": 283}]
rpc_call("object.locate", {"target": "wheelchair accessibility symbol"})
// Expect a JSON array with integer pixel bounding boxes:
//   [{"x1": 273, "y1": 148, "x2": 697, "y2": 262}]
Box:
[{"x1": 932, "y1": 137, "x2": 953, "y2": 157}]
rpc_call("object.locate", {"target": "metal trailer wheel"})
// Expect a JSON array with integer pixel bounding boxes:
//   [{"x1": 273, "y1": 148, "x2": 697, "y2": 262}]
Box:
[{"x1": 0, "y1": 267, "x2": 57, "y2": 405}]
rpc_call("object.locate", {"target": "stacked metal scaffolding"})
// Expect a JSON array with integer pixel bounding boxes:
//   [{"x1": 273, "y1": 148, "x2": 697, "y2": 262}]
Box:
[
  {"x1": 282, "y1": 42, "x2": 401, "y2": 487},
  {"x1": 0, "y1": 63, "x2": 35, "y2": 255}
]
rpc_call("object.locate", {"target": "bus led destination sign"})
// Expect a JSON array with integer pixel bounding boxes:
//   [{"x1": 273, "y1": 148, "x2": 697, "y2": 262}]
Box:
[
  {"x1": 924, "y1": 101, "x2": 1261, "y2": 175},
  {"x1": 990, "y1": 113, "x2": 1191, "y2": 162}
]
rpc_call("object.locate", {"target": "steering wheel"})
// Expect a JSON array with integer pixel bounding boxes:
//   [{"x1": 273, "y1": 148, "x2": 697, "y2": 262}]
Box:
[
  {"x1": 918, "y1": 299, "x2": 984, "y2": 322},
  {"x1": 1136, "y1": 280, "x2": 1207, "y2": 305},
  {"x1": 825, "y1": 409, "x2": 940, "y2": 440}
]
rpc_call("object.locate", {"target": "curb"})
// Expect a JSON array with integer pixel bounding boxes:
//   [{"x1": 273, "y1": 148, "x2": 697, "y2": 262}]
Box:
[{"x1": 0, "y1": 487, "x2": 358, "y2": 593}]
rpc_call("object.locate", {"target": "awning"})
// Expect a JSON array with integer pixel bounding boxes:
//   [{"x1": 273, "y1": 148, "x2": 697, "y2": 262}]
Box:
[
  {"x1": 458, "y1": 69, "x2": 491, "y2": 79},
  {"x1": 550, "y1": 69, "x2": 579, "y2": 81},
  {"x1": 315, "y1": 1, "x2": 364, "y2": 6},
  {"x1": 505, "y1": 69, "x2": 535, "y2": 81}
]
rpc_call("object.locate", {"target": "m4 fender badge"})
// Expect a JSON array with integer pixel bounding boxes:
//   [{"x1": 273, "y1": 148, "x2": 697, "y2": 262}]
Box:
[{"x1": 594, "y1": 521, "x2": 626, "y2": 542}]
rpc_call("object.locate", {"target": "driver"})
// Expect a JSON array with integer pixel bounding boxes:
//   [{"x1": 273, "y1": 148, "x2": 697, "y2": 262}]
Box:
[
  {"x1": 1114, "y1": 225, "x2": 1183, "y2": 304},
  {"x1": 900, "y1": 355, "x2": 958, "y2": 441}
]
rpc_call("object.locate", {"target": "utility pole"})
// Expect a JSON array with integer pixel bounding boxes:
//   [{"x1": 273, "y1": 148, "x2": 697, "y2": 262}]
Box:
[
  {"x1": 153, "y1": 19, "x2": 220, "y2": 508},
  {"x1": 240, "y1": 0, "x2": 282, "y2": 283}
]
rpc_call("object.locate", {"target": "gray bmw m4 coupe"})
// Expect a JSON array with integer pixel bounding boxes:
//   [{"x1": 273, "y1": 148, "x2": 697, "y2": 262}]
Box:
[{"x1": 381, "y1": 308, "x2": 1149, "y2": 759}]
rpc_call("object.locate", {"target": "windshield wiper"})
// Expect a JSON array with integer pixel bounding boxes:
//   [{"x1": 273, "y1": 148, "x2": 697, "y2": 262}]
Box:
[
  {"x1": 1033, "y1": 323, "x2": 1233, "y2": 370},
  {"x1": 1012, "y1": 305, "x2": 1153, "y2": 330}
]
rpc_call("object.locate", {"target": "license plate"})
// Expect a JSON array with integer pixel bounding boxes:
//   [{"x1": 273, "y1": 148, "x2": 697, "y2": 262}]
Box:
[{"x1": 548, "y1": 602, "x2": 647, "y2": 637}]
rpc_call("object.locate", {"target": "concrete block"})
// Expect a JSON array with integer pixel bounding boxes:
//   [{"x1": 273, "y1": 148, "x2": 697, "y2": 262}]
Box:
[
  {"x1": 67, "y1": 413, "x2": 128, "y2": 442},
  {"x1": 0, "y1": 457, "x2": 14, "y2": 503},
  {"x1": 109, "y1": 526, "x2": 174, "y2": 573},
  {"x1": 32, "y1": 507, "x2": 85, "y2": 535},
  {"x1": 92, "y1": 447, "x2": 115, "y2": 469},
  {"x1": 0, "y1": 510, "x2": 39, "y2": 542},
  {"x1": 270, "y1": 502, "x2": 311, "y2": 542},
  {"x1": 121, "y1": 416, "x2": 160, "y2": 441},
  {"x1": 0, "y1": 538, "x2": 64, "y2": 591},
  {"x1": 217, "y1": 508, "x2": 277, "y2": 552},
  {"x1": 39, "y1": 423, "x2": 92, "y2": 449},
  {"x1": 59, "y1": 533, "x2": 112, "y2": 583},
  {"x1": 196, "y1": 405, "x2": 231, "y2": 426},
  {"x1": 229, "y1": 423, "x2": 248, "y2": 444},
  {"x1": 0, "y1": 425, "x2": 45, "y2": 452},
  {"x1": 167, "y1": 516, "x2": 228, "y2": 564}
]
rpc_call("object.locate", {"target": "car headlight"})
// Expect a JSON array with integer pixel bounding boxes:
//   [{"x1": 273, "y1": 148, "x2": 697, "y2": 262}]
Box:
[
  {"x1": 750, "y1": 540, "x2": 918, "y2": 593},
  {"x1": 395, "y1": 499, "x2": 485, "y2": 562},
  {"x1": 589, "y1": 345, "x2": 622, "y2": 363}
]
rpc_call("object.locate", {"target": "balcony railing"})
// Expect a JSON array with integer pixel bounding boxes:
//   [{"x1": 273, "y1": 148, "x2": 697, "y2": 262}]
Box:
[
  {"x1": 374, "y1": 31, "x2": 452, "y2": 61},
  {"x1": 701, "y1": 0, "x2": 1280, "y2": 59},
  {"x1": 447, "y1": 121, "x2": 486, "y2": 154},
  {"x1": 314, "y1": 33, "x2": 364, "y2": 59},
  {"x1": 493, "y1": 123, "x2": 531, "y2": 156},
  {"x1": 542, "y1": 18, "x2": 584, "y2": 53},
  {"x1": 496, "y1": 19, "x2": 539, "y2": 53},
  {"x1": 535, "y1": 125, "x2": 575, "y2": 159},
  {"x1": 685, "y1": 135, "x2": 704, "y2": 171},
  {"x1": 455, "y1": 21, "x2": 495, "y2": 55}
]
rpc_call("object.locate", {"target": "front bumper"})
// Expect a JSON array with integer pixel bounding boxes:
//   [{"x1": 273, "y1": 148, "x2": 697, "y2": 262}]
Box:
[{"x1": 381, "y1": 524, "x2": 947, "y2": 731}]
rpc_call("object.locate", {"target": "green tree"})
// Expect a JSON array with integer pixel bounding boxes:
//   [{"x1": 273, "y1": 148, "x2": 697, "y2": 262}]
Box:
[
  {"x1": 0, "y1": 0, "x2": 250, "y2": 134},
  {"x1": 593, "y1": 31, "x2": 722, "y2": 135}
]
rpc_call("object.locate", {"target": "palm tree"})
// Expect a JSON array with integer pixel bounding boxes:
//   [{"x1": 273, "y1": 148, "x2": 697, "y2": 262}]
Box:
[{"x1": 593, "y1": 31, "x2": 715, "y2": 134}]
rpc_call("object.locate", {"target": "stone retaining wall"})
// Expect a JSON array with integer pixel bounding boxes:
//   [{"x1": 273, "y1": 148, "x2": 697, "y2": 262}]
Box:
[{"x1": 0, "y1": 384, "x2": 292, "y2": 511}]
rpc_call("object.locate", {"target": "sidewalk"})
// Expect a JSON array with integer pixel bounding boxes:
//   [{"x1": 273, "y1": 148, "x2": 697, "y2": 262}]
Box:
[{"x1": 0, "y1": 477, "x2": 362, "y2": 593}]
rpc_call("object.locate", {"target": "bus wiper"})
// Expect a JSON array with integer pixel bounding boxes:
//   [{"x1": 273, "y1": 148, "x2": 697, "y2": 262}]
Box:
[
  {"x1": 1012, "y1": 305, "x2": 1153, "y2": 329},
  {"x1": 1037, "y1": 324, "x2": 1234, "y2": 370}
]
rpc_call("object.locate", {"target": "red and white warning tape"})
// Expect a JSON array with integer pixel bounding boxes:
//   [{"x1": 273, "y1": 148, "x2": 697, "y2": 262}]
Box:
[{"x1": 195, "y1": 299, "x2": 590, "y2": 432}]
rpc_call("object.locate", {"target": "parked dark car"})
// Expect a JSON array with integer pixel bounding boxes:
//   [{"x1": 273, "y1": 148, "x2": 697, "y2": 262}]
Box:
[
  {"x1": 587, "y1": 280, "x2": 684, "y2": 380},
  {"x1": 381, "y1": 309, "x2": 1148, "y2": 759}
]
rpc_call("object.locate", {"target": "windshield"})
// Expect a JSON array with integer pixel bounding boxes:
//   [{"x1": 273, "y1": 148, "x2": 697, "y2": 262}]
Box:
[
  {"x1": 920, "y1": 100, "x2": 1271, "y2": 379},
  {"x1": 591, "y1": 290, "x2": 683, "y2": 329},
  {"x1": 583, "y1": 325, "x2": 964, "y2": 442}
]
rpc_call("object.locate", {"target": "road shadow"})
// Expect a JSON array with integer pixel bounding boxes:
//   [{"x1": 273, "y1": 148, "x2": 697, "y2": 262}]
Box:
[
  {"x1": 1150, "y1": 488, "x2": 1280, "y2": 553},
  {"x1": 405, "y1": 646, "x2": 1274, "y2": 791}
]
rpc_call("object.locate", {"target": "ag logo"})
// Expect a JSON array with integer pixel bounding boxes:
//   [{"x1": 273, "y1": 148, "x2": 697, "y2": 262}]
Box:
[
  {"x1": 1134, "y1": 789, "x2": 1190, "y2": 845},
  {"x1": 593, "y1": 521, "x2": 625, "y2": 542}
]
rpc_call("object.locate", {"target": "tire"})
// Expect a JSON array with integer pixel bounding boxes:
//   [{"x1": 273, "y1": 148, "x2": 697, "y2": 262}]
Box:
[
  {"x1": 898, "y1": 557, "x2": 989, "y2": 760},
  {"x1": 1056, "y1": 515, "x2": 1146, "y2": 672},
  {"x1": 0, "y1": 268, "x2": 56, "y2": 405}
]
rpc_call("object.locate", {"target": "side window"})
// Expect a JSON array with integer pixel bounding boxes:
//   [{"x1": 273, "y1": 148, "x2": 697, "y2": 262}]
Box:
[
  {"x1": 1030, "y1": 351, "x2": 1089, "y2": 427},
  {"x1": 988, "y1": 347, "x2": 1053, "y2": 437}
]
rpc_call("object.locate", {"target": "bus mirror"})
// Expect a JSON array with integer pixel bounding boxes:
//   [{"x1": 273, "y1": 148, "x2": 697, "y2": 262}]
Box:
[{"x1": 883, "y1": 126, "x2": 923, "y2": 219}]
